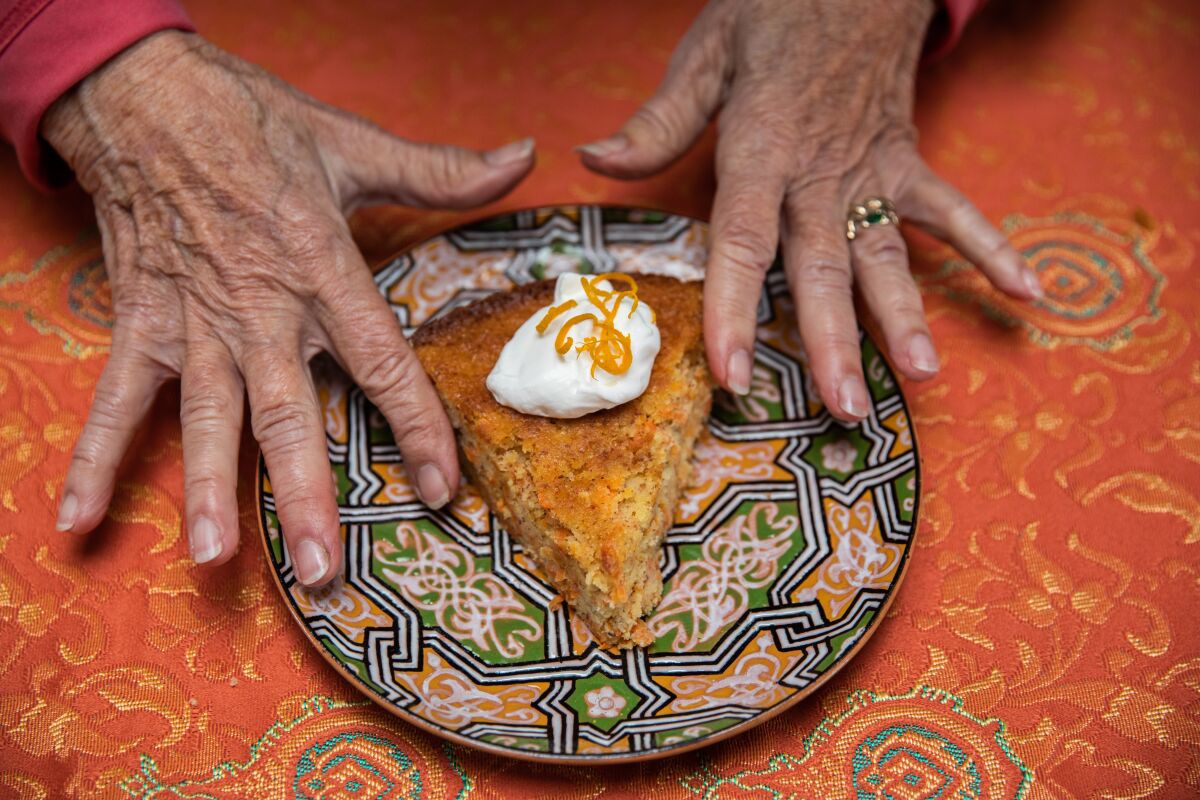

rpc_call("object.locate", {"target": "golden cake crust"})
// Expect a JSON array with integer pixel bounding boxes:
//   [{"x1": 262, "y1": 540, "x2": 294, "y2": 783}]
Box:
[{"x1": 412, "y1": 274, "x2": 712, "y2": 648}]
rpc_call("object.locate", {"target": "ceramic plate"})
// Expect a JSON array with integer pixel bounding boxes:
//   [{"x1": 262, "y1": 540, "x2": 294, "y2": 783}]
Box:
[{"x1": 258, "y1": 205, "x2": 920, "y2": 763}]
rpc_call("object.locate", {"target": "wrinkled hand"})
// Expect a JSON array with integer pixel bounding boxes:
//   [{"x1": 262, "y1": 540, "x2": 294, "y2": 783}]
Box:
[
  {"x1": 44, "y1": 31, "x2": 535, "y2": 584},
  {"x1": 579, "y1": 0, "x2": 1041, "y2": 419}
]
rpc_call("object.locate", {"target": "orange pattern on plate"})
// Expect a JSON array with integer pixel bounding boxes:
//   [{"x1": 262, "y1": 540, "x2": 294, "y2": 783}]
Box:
[{"x1": 0, "y1": 0, "x2": 1198, "y2": 794}]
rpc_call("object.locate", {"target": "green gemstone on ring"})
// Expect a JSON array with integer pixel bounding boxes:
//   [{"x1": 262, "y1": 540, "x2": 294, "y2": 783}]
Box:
[{"x1": 864, "y1": 211, "x2": 886, "y2": 225}]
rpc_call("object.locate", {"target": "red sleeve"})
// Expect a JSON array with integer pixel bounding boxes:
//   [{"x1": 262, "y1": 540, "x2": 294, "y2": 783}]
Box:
[
  {"x1": 0, "y1": 0, "x2": 194, "y2": 190},
  {"x1": 925, "y1": 0, "x2": 987, "y2": 60}
]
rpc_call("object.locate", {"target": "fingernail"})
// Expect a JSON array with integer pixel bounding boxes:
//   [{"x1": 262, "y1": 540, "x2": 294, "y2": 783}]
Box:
[
  {"x1": 56, "y1": 492, "x2": 78, "y2": 532},
  {"x1": 417, "y1": 464, "x2": 451, "y2": 509},
  {"x1": 293, "y1": 538, "x2": 331, "y2": 586},
  {"x1": 485, "y1": 137, "x2": 535, "y2": 166},
  {"x1": 838, "y1": 378, "x2": 869, "y2": 420},
  {"x1": 908, "y1": 333, "x2": 940, "y2": 376},
  {"x1": 190, "y1": 516, "x2": 223, "y2": 564},
  {"x1": 576, "y1": 134, "x2": 629, "y2": 159},
  {"x1": 1023, "y1": 269, "x2": 1044, "y2": 299},
  {"x1": 726, "y1": 349, "x2": 752, "y2": 396}
]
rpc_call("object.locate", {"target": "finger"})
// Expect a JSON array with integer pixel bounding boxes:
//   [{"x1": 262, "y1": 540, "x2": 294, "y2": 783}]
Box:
[
  {"x1": 324, "y1": 116, "x2": 536, "y2": 211},
  {"x1": 702, "y1": 164, "x2": 786, "y2": 397},
  {"x1": 850, "y1": 222, "x2": 939, "y2": 381},
  {"x1": 179, "y1": 335, "x2": 244, "y2": 566},
  {"x1": 243, "y1": 341, "x2": 341, "y2": 587},
  {"x1": 58, "y1": 329, "x2": 168, "y2": 534},
  {"x1": 578, "y1": 10, "x2": 729, "y2": 178},
  {"x1": 782, "y1": 189, "x2": 868, "y2": 422},
  {"x1": 900, "y1": 163, "x2": 1042, "y2": 300},
  {"x1": 315, "y1": 264, "x2": 459, "y2": 510}
]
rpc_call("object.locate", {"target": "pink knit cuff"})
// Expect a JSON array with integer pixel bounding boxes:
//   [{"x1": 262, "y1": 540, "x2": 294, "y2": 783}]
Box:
[{"x1": 0, "y1": 0, "x2": 195, "y2": 190}]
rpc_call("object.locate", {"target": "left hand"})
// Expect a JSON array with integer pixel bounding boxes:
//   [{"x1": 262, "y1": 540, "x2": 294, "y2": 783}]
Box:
[
  {"x1": 43, "y1": 32, "x2": 535, "y2": 582},
  {"x1": 578, "y1": 0, "x2": 1042, "y2": 421}
]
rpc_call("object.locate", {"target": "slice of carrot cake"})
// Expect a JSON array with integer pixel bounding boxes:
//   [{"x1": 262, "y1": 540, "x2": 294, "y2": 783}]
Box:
[{"x1": 412, "y1": 272, "x2": 712, "y2": 648}]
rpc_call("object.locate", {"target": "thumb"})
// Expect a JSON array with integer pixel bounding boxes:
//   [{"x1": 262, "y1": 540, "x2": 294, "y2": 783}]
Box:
[
  {"x1": 577, "y1": 24, "x2": 727, "y2": 179},
  {"x1": 322, "y1": 116, "x2": 536, "y2": 210}
]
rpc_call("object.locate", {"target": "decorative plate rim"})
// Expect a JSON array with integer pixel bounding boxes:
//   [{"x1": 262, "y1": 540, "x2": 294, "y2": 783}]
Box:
[{"x1": 256, "y1": 203, "x2": 922, "y2": 765}]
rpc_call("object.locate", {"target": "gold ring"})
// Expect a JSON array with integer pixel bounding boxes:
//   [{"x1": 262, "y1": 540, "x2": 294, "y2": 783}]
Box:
[{"x1": 846, "y1": 197, "x2": 900, "y2": 240}]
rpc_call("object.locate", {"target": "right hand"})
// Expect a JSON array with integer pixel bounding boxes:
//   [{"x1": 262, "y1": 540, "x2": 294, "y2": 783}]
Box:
[
  {"x1": 43, "y1": 31, "x2": 536, "y2": 585},
  {"x1": 578, "y1": 0, "x2": 1040, "y2": 422}
]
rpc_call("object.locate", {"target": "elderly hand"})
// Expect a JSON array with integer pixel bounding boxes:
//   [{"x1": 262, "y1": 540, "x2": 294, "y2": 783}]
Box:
[
  {"x1": 579, "y1": 0, "x2": 1042, "y2": 420},
  {"x1": 45, "y1": 31, "x2": 535, "y2": 584}
]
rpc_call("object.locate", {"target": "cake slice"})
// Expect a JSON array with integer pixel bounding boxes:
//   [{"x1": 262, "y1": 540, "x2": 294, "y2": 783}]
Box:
[{"x1": 411, "y1": 274, "x2": 712, "y2": 648}]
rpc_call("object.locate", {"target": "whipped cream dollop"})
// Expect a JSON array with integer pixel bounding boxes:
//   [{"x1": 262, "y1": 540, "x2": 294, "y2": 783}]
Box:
[{"x1": 487, "y1": 273, "x2": 660, "y2": 418}]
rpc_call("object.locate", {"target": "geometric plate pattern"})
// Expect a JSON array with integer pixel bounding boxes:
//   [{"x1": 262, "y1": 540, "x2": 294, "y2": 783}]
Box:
[{"x1": 257, "y1": 205, "x2": 920, "y2": 763}]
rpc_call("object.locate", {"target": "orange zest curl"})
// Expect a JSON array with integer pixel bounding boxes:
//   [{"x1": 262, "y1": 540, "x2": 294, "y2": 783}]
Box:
[
  {"x1": 537, "y1": 272, "x2": 647, "y2": 378},
  {"x1": 536, "y1": 298, "x2": 578, "y2": 334}
]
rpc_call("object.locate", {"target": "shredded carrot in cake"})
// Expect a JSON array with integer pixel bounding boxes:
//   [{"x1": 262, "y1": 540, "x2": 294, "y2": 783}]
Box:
[{"x1": 538, "y1": 272, "x2": 648, "y2": 378}]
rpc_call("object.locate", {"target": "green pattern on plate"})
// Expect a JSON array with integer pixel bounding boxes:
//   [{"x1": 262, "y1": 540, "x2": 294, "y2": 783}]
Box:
[{"x1": 259, "y1": 206, "x2": 919, "y2": 762}]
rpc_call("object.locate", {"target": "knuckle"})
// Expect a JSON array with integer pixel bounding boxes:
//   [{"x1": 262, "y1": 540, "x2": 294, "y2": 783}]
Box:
[
  {"x1": 250, "y1": 395, "x2": 312, "y2": 453},
  {"x1": 388, "y1": 400, "x2": 448, "y2": 446},
  {"x1": 69, "y1": 441, "x2": 110, "y2": 473},
  {"x1": 184, "y1": 472, "x2": 225, "y2": 496},
  {"x1": 631, "y1": 102, "x2": 683, "y2": 143},
  {"x1": 221, "y1": 261, "x2": 304, "y2": 305},
  {"x1": 800, "y1": 258, "x2": 851, "y2": 293},
  {"x1": 858, "y1": 265, "x2": 925, "y2": 323},
  {"x1": 940, "y1": 188, "x2": 976, "y2": 223},
  {"x1": 820, "y1": 328, "x2": 862, "y2": 354},
  {"x1": 114, "y1": 295, "x2": 161, "y2": 327},
  {"x1": 115, "y1": 303, "x2": 182, "y2": 351},
  {"x1": 237, "y1": 318, "x2": 303, "y2": 360},
  {"x1": 855, "y1": 236, "x2": 907, "y2": 264},
  {"x1": 721, "y1": 136, "x2": 793, "y2": 175},
  {"x1": 207, "y1": 226, "x2": 342, "y2": 307},
  {"x1": 432, "y1": 144, "x2": 469, "y2": 181},
  {"x1": 180, "y1": 385, "x2": 230, "y2": 431},
  {"x1": 882, "y1": 292, "x2": 925, "y2": 323},
  {"x1": 283, "y1": 219, "x2": 345, "y2": 270},
  {"x1": 311, "y1": 271, "x2": 363, "y2": 319},
  {"x1": 417, "y1": 145, "x2": 473, "y2": 201},
  {"x1": 881, "y1": 152, "x2": 921, "y2": 193},
  {"x1": 719, "y1": 106, "x2": 794, "y2": 159},
  {"x1": 982, "y1": 236, "x2": 1018, "y2": 266},
  {"x1": 715, "y1": 221, "x2": 778, "y2": 276},
  {"x1": 354, "y1": 349, "x2": 417, "y2": 400},
  {"x1": 88, "y1": 384, "x2": 139, "y2": 430}
]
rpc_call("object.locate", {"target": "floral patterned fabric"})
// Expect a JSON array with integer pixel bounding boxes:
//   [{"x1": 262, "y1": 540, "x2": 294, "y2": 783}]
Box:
[{"x1": 1, "y1": 0, "x2": 1197, "y2": 797}]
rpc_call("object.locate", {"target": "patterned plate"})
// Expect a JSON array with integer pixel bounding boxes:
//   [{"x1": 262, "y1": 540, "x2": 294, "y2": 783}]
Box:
[{"x1": 258, "y1": 205, "x2": 920, "y2": 763}]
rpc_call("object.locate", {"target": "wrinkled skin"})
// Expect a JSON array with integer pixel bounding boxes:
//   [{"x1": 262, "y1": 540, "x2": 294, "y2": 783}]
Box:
[
  {"x1": 44, "y1": 31, "x2": 535, "y2": 585},
  {"x1": 48, "y1": 2, "x2": 1039, "y2": 585},
  {"x1": 579, "y1": 0, "x2": 1041, "y2": 419}
]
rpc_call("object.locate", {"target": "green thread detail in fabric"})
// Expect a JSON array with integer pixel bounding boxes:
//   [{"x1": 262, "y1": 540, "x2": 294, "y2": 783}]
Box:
[
  {"x1": 851, "y1": 723, "x2": 980, "y2": 798},
  {"x1": 117, "y1": 695, "x2": 376, "y2": 799},
  {"x1": 2, "y1": 228, "x2": 117, "y2": 357},
  {"x1": 444, "y1": 743, "x2": 474, "y2": 800},
  {"x1": 0, "y1": 228, "x2": 96, "y2": 290},
  {"x1": 676, "y1": 685, "x2": 1033, "y2": 800},
  {"x1": 922, "y1": 210, "x2": 1165, "y2": 352},
  {"x1": 293, "y1": 731, "x2": 419, "y2": 800}
]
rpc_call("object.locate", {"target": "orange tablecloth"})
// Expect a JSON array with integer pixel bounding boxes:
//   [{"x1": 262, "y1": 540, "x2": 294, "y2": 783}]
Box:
[{"x1": 2, "y1": 0, "x2": 1198, "y2": 796}]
